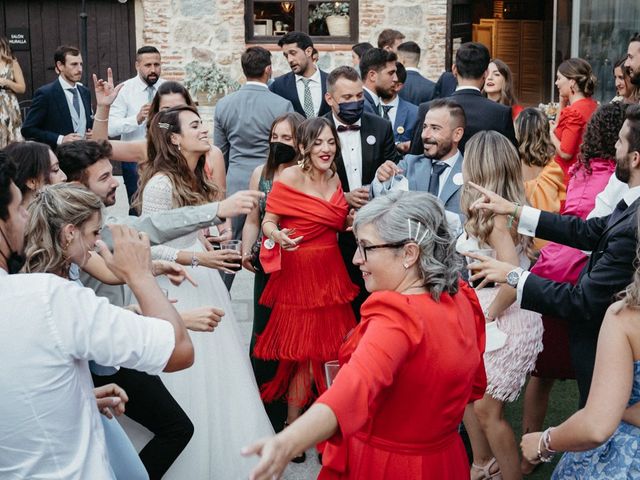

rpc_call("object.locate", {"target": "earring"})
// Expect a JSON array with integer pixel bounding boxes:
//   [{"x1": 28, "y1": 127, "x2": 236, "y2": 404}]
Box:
[
  {"x1": 177, "y1": 144, "x2": 181, "y2": 151},
  {"x1": 403, "y1": 264, "x2": 409, "y2": 269}
]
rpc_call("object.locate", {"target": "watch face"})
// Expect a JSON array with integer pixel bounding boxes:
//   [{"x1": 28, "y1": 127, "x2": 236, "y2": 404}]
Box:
[{"x1": 507, "y1": 270, "x2": 519, "y2": 286}]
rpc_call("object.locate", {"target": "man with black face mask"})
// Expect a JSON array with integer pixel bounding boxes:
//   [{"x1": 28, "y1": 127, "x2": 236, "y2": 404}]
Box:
[{"x1": 323, "y1": 65, "x2": 397, "y2": 319}]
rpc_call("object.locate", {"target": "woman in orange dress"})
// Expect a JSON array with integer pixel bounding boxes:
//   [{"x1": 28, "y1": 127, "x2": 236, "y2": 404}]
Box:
[
  {"x1": 253, "y1": 117, "x2": 359, "y2": 455},
  {"x1": 244, "y1": 191, "x2": 487, "y2": 479},
  {"x1": 551, "y1": 58, "x2": 598, "y2": 178}
]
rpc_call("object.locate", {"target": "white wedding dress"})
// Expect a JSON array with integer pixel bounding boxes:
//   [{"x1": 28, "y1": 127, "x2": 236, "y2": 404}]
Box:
[{"x1": 122, "y1": 173, "x2": 274, "y2": 479}]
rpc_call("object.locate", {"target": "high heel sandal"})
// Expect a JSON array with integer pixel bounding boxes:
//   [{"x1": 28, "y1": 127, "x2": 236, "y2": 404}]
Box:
[
  {"x1": 471, "y1": 457, "x2": 502, "y2": 479},
  {"x1": 283, "y1": 421, "x2": 306, "y2": 463}
]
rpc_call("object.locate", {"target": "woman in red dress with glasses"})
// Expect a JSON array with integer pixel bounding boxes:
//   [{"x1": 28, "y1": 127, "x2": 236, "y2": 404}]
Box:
[{"x1": 245, "y1": 191, "x2": 487, "y2": 479}]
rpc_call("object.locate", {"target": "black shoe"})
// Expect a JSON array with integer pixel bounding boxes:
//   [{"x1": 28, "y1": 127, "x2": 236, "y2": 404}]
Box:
[{"x1": 291, "y1": 451, "x2": 306, "y2": 463}]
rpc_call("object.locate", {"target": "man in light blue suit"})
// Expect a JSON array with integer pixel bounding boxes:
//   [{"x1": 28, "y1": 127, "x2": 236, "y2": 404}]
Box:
[
  {"x1": 380, "y1": 62, "x2": 418, "y2": 155},
  {"x1": 372, "y1": 98, "x2": 466, "y2": 227}
]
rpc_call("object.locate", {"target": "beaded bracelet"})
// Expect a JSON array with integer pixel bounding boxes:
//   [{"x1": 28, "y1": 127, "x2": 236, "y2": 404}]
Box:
[{"x1": 537, "y1": 427, "x2": 556, "y2": 463}]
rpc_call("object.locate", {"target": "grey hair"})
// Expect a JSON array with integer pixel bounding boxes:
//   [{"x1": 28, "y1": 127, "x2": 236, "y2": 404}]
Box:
[{"x1": 353, "y1": 191, "x2": 462, "y2": 301}]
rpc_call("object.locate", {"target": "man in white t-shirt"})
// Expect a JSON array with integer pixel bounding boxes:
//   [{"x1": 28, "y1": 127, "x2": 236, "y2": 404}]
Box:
[{"x1": 0, "y1": 152, "x2": 194, "y2": 479}]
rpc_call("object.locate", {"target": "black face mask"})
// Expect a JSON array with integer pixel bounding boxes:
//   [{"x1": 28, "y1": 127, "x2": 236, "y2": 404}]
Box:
[
  {"x1": 270, "y1": 142, "x2": 297, "y2": 165},
  {"x1": 337, "y1": 99, "x2": 365, "y2": 125}
]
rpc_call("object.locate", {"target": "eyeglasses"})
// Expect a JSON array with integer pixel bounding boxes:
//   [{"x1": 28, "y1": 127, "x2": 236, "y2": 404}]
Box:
[{"x1": 356, "y1": 239, "x2": 412, "y2": 262}]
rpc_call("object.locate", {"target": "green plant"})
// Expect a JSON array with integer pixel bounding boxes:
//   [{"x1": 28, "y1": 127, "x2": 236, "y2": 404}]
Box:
[
  {"x1": 183, "y1": 61, "x2": 240, "y2": 102},
  {"x1": 308, "y1": 2, "x2": 350, "y2": 24}
]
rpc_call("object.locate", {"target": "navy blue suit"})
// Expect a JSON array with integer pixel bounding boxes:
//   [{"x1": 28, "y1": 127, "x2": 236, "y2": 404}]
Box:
[
  {"x1": 21, "y1": 79, "x2": 93, "y2": 149},
  {"x1": 399, "y1": 70, "x2": 436, "y2": 106},
  {"x1": 363, "y1": 89, "x2": 380, "y2": 117},
  {"x1": 269, "y1": 70, "x2": 330, "y2": 118},
  {"x1": 392, "y1": 97, "x2": 418, "y2": 143}
]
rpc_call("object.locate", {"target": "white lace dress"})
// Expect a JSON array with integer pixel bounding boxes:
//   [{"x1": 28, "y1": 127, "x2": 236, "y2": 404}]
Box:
[
  {"x1": 456, "y1": 233, "x2": 543, "y2": 402},
  {"x1": 124, "y1": 173, "x2": 274, "y2": 479}
]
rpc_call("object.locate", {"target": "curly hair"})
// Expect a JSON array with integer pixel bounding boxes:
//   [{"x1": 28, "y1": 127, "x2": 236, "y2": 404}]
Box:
[
  {"x1": 296, "y1": 117, "x2": 338, "y2": 178},
  {"x1": 24, "y1": 183, "x2": 102, "y2": 275},
  {"x1": 578, "y1": 102, "x2": 628, "y2": 173},
  {"x1": 353, "y1": 191, "x2": 461, "y2": 301},
  {"x1": 516, "y1": 108, "x2": 555, "y2": 167},
  {"x1": 460, "y1": 130, "x2": 533, "y2": 257},
  {"x1": 136, "y1": 105, "x2": 219, "y2": 212}
]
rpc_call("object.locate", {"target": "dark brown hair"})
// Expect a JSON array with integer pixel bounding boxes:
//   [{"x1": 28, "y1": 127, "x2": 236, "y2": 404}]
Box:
[
  {"x1": 297, "y1": 117, "x2": 340, "y2": 178},
  {"x1": 515, "y1": 108, "x2": 554, "y2": 168},
  {"x1": 54, "y1": 45, "x2": 81, "y2": 66},
  {"x1": 486, "y1": 59, "x2": 518, "y2": 107},
  {"x1": 558, "y1": 58, "x2": 597, "y2": 97},
  {"x1": 136, "y1": 105, "x2": 218, "y2": 211},
  {"x1": 4, "y1": 142, "x2": 52, "y2": 194},
  {"x1": 377, "y1": 29, "x2": 405, "y2": 49},
  {"x1": 262, "y1": 112, "x2": 306, "y2": 181},
  {"x1": 578, "y1": 102, "x2": 627, "y2": 173}
]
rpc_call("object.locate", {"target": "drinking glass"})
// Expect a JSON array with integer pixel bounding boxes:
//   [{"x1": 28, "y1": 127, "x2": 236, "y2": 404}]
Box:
[
  {"x1": 324, "y1": 360, "x2": 340, "y2": 387},
  {"x1": 465, "y1": 248, "x2": 496, "y2": 288},
  {"x1": 220, "y1": 239, "x2": 243, "y2": 273}
]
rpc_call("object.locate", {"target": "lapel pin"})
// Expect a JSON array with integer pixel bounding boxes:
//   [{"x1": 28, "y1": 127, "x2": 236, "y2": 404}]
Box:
[
  {"x1": 452, "y1": 173, "x2": 464, "y2": 186},
  {"x1": 366, "y1": 135, "x2": 376, "y2": 145},
  {"x1": 396, "y1": 126, "x2": 405, "y2": 135}
]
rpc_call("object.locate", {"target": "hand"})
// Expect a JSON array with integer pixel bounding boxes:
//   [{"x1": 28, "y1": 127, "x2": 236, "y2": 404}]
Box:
[
  {"x1": 84, "y1": 128, "x2": 93, "y2": 140},
  {"x1": 197, "y1": 249, "x2": 243, "y2": 274},
  {"x1": 181, "y1": 306, "x2": 224, "y2": 332},
  {"x1": 207, "y1": 226, "x2": 232, "y2": 244},
  {"x1": 375, "y1": 160, "x2": 402, "y2": 182},
  {"x1": 242, "y1": 435, "x2": 294, "y2": 480},
  {"x1": 217, "y1": 191, "x2": 264, "y2": 219},
  {"x1": 345, "y1": 208, "x2": 356, "y2": 232},
  {"x1": 242, "y1": 252, "x2": 257, "y2": 273},
  {"x1": 136, "y1": 103, "x2": 152, "y2": 124},
  {"x1": 464, "y1": 251, "x2": 514, "y2": 288},
  {"x1": 96, "y1": 225, "x2": 154, "y2": 284},
  {"x1": 92, "y1": 68, "x2": 124, "y2": 107},
  {"x1": 520, "y1": 432, "x2": 544, "y2": 464},
  {"x1": 94, "y1": 383, "x2": 129, "y2": 419},
  {"x1": 0, "y1": 78, "x2": 6, "y2": 88},
  {"x1": 152, "y1": 260, "x2": 198, "y2": 287},
  {"x1": 345, "y1": 187, "x2": 370, "y2": 209},
  {"x1": 62, "y1": 133, "x2": 82, "y2": 143},
  {"x1": 549, "y1": 119, "x2": 557, "y2": 137},
  {"x1": 466, "y1": 181, "x2": 518, "y2": 216},
  {"x1": 273, "y1": 227, "x2": 303, "y2": 251},
  {"x1": 396, "y1": 141, "x2": 411, "y2": 154},
  {"x1": 559, "y1": 95, "x2": 569, "y2": 109}
]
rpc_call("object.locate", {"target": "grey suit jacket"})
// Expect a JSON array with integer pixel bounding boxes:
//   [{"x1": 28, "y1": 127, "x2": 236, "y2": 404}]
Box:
[
  {"x1": 372, "y1": 152, "x2": 464, "y2": 216},
  {"x1": 83, "y1": 203, "x2": 225, "y2": 306},
  {"x1": 214, "y1": 83, "x2": 294, "y2": 196}
]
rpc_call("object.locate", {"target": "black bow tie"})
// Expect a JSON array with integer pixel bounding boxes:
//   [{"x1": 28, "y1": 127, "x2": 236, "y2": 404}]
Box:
[{"x1": 337, "y1": 124, "x2": 361, "y2": 132}]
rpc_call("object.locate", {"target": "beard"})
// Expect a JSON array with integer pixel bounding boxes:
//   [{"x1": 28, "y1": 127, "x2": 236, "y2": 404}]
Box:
[
  {"x1": 143, "y1": 73, "x2": 159, "y2": 86},
  {"x1": 376, "y1": 85, "x2": 395, "y2": 101},
  {"x1": 423, "y1": 138, "x2": 454, "y2": 160},
  {"x1": 615, "y1": 156, "x2": 631, "y2": 183},
  {"x1": 629, "y1": 67, "x2": 640, "y2": 87}
]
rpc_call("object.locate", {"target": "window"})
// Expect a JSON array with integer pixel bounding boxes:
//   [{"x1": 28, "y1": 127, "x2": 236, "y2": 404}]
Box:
[{"x1": 246, "y1": 1, "x2": 358, "y2": 44}]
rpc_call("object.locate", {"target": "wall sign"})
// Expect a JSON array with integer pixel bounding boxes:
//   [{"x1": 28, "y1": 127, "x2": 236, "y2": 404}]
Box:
[{"x1": 7, "y1": 28, "x2": 30, "y2": 51}]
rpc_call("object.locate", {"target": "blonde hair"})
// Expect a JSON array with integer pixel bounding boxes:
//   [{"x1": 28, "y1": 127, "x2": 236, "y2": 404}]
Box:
[
  {"x1": 461, "y1": 130, "x2": 533, "y2": 256},
  {"x1": 24, "y1": 184, "x2": 102, "y2": 275},
  {"x1": 516, "y1": 108, "x2": 555, "y2": 167},
  {"x1": 0, "y1": 37, "x2": 14, "y2": 63}
]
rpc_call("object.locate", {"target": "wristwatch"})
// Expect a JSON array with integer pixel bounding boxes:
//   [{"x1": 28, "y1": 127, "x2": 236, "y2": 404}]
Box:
[{"x1": 506, "y1": 267, "x2": 524, "y2": 288}]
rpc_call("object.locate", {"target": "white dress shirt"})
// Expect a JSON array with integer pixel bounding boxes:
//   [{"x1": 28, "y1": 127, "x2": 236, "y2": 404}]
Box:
[
  {"x1": 587, "y1": 172, "x2": 628, "y2": 219},
  {"x1": 381, "y1": 95, "x2": 399, "y2": 126},
  {"x1": 514, "y1": 184, "x2": 640, "y2": 303},
  {"x1": 455, "y1": 85, "x2": 482, "y2": 93},
  {"x1": 435, "y1": 151, "x2": 459, "y2": 196},
  {"x1": 57, "y1": 76, "x2": 87, "y2": 144},
  {"x1": 295, "y1": 67, "x2": 322, "y2": 116},
  {"x1": 333, "y1": 113, "x2": 363, "y2": 190},
  {"x1": 108, "y1": 75, "x2": 165, "y2": 141},
  {"x1": 0, "y1": 271, "x2": 175, "y2": 479}
]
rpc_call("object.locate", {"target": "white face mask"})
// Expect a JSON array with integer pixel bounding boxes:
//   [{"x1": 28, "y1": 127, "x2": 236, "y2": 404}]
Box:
[{"x1": 387, "y1": 174, "x2": 409, "y2": 192}]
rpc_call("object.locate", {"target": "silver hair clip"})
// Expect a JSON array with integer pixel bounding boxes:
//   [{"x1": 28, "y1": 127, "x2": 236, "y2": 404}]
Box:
[
  {"x1": 158, "y1": 122, "x2": 170, "y2": 130},
  {"x1": 407, "y1": 218, "x2": 430, "y2": 244}
]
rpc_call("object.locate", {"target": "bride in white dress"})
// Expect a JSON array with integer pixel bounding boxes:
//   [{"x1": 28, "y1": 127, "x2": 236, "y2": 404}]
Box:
[{"x1": 127, "y1": 105, "x2": 274, "y2": 479}]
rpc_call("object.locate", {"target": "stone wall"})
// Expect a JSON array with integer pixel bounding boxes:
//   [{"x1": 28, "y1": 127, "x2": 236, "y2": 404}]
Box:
[{"x1": 137, "y1": 0, "x2": 448, "y2": 86}]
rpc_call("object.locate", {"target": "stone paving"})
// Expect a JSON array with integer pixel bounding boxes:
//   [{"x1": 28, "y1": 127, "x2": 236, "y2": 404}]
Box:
[{"x1": 109, "y1": 177, "x2": 321, "y2": 479}]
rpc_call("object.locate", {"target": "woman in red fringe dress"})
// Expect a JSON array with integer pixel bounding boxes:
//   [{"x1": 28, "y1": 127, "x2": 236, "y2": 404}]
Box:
[
  {"x1": 244, "y1": 191, "x2": 487, "y2": 479},
  {"x1": 253, "y1": 117, "x2": 359, "y2": 458}
]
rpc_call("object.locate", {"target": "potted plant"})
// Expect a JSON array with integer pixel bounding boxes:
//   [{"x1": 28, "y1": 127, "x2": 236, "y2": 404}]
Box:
[
  {"x1": 183, "y1": 61, "x2": 240, "y2": 106},
  {"x1": 308, "y1": 2, "x2": 350, "y2": 36}
]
